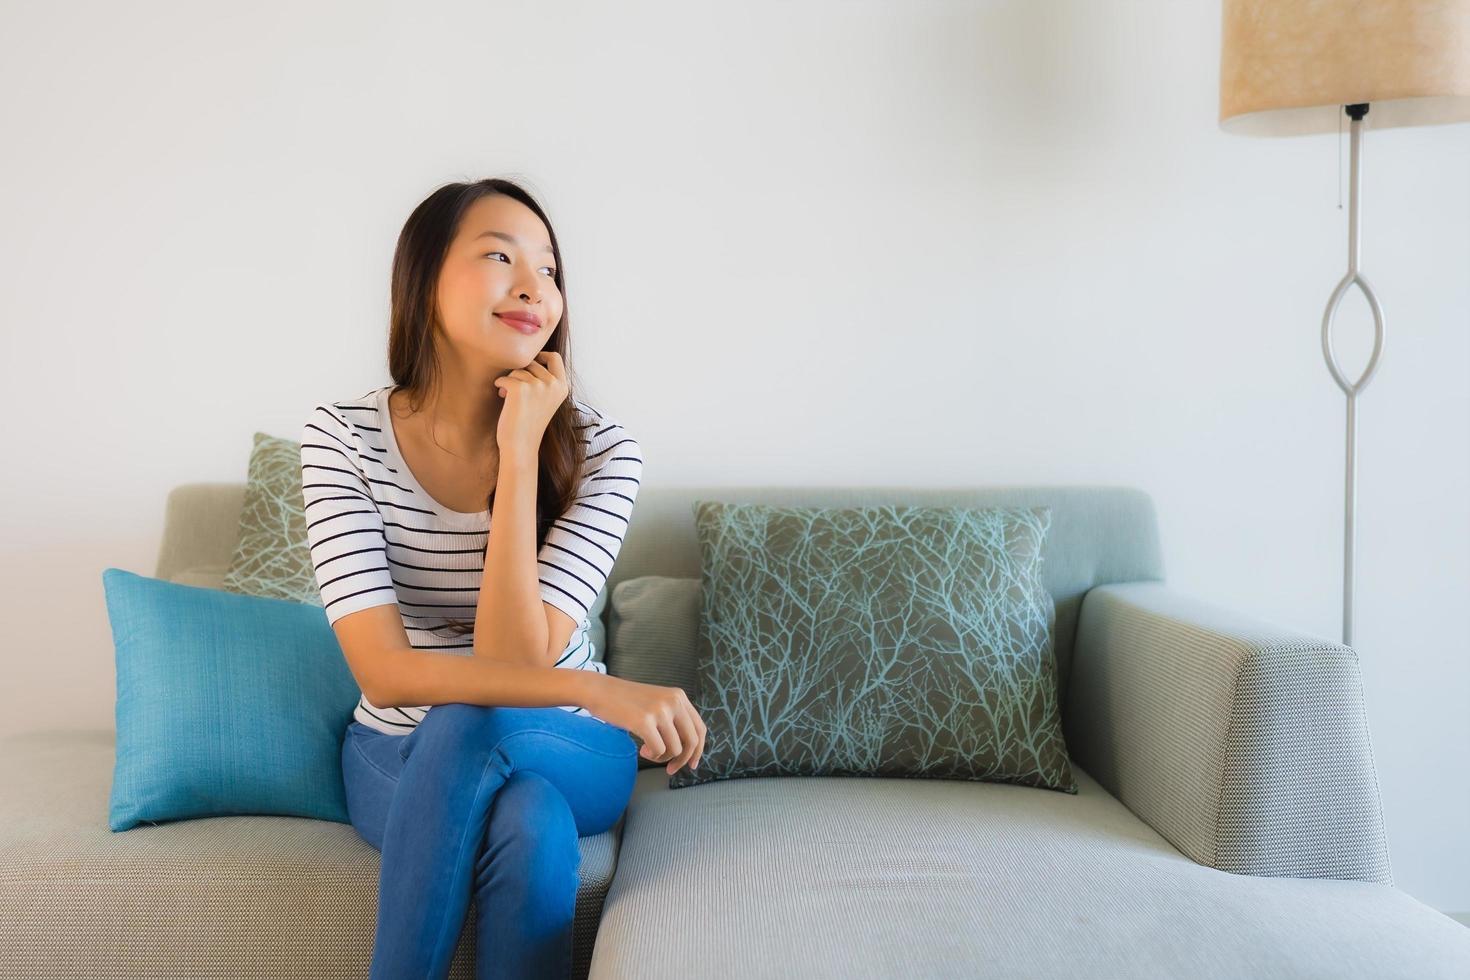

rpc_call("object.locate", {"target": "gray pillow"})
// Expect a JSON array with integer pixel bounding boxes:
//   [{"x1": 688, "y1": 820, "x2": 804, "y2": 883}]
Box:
[
  {"x1": 607, "y1": 575, "x2": 704, "y2": 770},
  {"x1": 668, "y1": 502, "x2": 1077, "y2": 794}
]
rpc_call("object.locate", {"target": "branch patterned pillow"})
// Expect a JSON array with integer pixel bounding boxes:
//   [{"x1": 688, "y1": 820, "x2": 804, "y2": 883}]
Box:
[
  {"x1": 668, "y1": 502, "x2": 1077, "y2": 794},
  {"x1": 221, "y1": 431, "x2": 322, "y2": 605}
]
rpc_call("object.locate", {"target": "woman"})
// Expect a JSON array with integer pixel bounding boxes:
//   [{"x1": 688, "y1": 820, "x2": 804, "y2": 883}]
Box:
[{"x1": 299, "y1": 177, "x2": 706, "y2": 980}]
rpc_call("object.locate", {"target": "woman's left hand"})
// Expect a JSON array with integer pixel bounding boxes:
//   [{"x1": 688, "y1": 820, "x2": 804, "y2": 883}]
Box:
[{"x1": 494, "y1": 351, "x2": 570, "y2": 455}]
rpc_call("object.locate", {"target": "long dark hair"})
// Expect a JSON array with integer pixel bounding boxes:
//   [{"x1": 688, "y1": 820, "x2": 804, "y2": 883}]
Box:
[{"x1": 387, "y1": 178, "x2": 586, "y2": 637}]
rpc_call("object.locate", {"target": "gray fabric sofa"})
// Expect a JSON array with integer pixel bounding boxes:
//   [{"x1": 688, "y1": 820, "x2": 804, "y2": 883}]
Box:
[{"x1": 2, "y1": 482, "x2": 1466, "y2": 978}]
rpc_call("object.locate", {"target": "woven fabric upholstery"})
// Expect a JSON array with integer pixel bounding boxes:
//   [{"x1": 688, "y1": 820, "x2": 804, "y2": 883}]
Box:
[
  {"x1": 0, "y1": 729, "x2": 623, "y2": 979},
  {"x1": 154, "y1": 482, "x2": 1166, "y2": 711},
  {"x1": 16, "y1": 481, "x2": 1456, "y2": 977},
  {"x1": 1066, "y1": 581, "x2": 1392, "y2": 883},
  {"x1": 590, "y1": 766, "x2": 1469, "y2": 980},
  {"x1": 606, "y1": 576, "x2": 703, "y2": 697}
]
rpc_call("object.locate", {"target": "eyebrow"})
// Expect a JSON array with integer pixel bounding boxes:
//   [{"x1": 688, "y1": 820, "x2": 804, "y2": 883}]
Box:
[{"x1": 472, "y1": 230, "x2": 555, "y2": 254}]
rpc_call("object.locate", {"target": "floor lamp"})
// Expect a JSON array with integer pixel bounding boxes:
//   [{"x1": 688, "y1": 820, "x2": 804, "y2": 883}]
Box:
[{"x1": 1218, "y1": 0, "x2": 1470, "y2": 647}]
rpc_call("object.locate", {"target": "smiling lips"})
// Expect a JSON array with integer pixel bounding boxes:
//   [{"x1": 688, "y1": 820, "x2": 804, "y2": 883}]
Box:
[{"x1": 495, "y1": 312, "x2": 540, "y2": 335}]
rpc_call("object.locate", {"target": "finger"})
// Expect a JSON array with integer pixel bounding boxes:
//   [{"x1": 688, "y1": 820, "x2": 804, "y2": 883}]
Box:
[
  {"x1": 639, "y1": 719, "x2": 667, "y2": 761},
  {"x1": 691, "y1": 710, "x2": 707, "y2": 769},
  {"x1": 666, "y1": 707, "x2": 699, "y2": 774},
  {"x1": 670, "y1": 693, "x2": 701, "y2": 771},
  {"x1": 537, "y1": 351, "x2": 568, "y2": 382},
  {"x1": 522, "y1": 358, "x2": 554, "y2": 382},
  {"x1": 655, "y1": 713, "x2": 682, "y2": 764}
]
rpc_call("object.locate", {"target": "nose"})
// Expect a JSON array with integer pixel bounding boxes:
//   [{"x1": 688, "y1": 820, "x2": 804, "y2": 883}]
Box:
[{"x1": 513, "y1": 268, "x2": 544, "y2": 304}]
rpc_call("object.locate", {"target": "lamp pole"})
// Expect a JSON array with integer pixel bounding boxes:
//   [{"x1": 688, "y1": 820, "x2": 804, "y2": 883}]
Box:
[{"x1": 1319, "y1": 102, "x2": 1386, "y2": 649}]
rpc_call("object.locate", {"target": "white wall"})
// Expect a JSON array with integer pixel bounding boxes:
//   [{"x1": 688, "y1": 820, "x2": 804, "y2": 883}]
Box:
[{"x1": 2, "y1": 0, "x2": 1465, "y2": 914}]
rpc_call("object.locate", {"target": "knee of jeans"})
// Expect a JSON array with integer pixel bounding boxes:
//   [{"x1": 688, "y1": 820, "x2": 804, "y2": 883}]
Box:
[
  {"x1": 485, "y1": 770, "x2": 577, "y2": 851},
  {"x1": 411, "y1": 702, "x2": 527, "y2": 759},
  {"x1": 475, "y1": 773, "x2": 579, "y2": 897}
]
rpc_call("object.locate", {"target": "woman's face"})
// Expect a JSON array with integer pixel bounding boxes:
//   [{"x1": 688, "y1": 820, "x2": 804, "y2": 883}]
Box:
[{"x1": 434, "y1": 194, "x2": 562, "y2": 372}]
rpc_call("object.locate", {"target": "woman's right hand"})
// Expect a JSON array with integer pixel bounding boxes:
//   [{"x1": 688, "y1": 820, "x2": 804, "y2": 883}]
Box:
[{"x1": 583, "y1": 673, "x2": 707, "y2": 775}]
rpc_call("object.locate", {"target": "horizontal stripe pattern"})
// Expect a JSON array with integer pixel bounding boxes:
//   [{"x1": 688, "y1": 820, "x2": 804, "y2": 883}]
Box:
[{"x1": 300, "y1": 385, "x2": 641, "y2": 736}]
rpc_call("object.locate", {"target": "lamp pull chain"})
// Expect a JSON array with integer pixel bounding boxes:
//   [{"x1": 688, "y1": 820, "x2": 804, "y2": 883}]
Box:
[{"x1": 1337, "y1": 105, "x2": 1343, "y2": 210}]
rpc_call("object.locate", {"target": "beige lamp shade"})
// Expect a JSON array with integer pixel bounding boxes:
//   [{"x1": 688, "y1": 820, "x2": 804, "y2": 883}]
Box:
[{"x1": 1220, "y1": 0, "x2": 1470, "y2": 136}]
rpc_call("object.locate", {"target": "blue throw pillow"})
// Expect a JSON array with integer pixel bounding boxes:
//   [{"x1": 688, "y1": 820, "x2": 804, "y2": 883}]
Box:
[{"x1": 101, "y1": 567, "x2": 361, "y2": 831}]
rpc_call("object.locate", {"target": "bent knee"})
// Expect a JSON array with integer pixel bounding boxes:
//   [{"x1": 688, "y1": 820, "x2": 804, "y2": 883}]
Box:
[
  {"x1": 485, "y1": 770, "x2": 577, "y2": 848},
  {"x1": 420, "y1": 702, "x2": 540, "y2": 746}
]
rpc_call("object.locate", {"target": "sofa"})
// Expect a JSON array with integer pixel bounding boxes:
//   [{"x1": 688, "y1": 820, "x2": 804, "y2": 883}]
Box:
[{"x1": 2, "y1": 481, "x2": 1467, "y2": 979}]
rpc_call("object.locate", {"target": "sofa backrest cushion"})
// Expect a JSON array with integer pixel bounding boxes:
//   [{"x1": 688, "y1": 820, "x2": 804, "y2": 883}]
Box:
[{"x1": 158, "y1": 483, "x2": 1163, "y2": 715}]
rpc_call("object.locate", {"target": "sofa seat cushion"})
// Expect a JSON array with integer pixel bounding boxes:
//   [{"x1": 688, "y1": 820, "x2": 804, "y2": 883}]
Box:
[
  {"x1": 591, "y1": 764, "x2": 1470, "y2": 979},
  {"x1": 0, "y1": 730, "x2": 623, "y2": 980}
]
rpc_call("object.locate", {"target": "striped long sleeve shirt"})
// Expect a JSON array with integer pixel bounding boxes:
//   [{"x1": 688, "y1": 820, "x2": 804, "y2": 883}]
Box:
[{"x1": 299, "y1": 384, "x2": 643, "y2": 736}]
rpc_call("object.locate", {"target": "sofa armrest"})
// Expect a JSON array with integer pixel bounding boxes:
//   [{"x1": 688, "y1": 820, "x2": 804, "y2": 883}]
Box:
[{"x1": 1064, "y1": 581, "x2": 1392, "y2": 884}]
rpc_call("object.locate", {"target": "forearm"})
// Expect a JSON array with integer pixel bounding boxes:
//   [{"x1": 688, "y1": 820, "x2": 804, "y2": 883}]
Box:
[
  {"x1": 374, "y1": 644, "x2": 599, "y2": 710},
  {"x1": 473, "y1": 442, "x2": 549, "y2": 666}
]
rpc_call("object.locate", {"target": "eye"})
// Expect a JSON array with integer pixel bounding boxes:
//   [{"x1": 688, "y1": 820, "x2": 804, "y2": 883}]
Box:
[{"x1": 485, "y1": 252, "x2": 558, "y2": 278}]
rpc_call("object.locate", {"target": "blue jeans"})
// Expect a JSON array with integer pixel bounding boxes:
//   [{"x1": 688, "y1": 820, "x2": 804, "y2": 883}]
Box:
[{"x1": 340, "y1": 702, "x2": 640, "y2": 980}]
